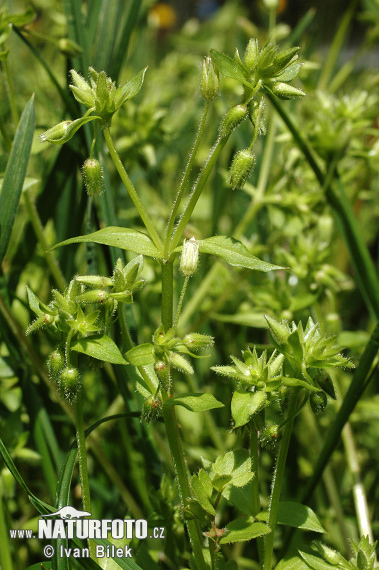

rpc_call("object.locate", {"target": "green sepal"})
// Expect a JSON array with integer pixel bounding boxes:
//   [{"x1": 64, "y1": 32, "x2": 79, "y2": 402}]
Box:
[
  {"x1": 115, "y1": 67, "x2": 148, "y2": 109},
  {"x1": 210, "y1": 49, "x2": 251, "y2": 86}
]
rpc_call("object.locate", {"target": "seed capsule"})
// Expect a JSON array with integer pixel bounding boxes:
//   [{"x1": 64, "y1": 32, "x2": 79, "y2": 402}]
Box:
[
  {"x1": 47, "y1": 349, "x2": 64, "y2": 383},
  {"x1": 82, "y1": 158, "x2": 104, "y2": 196},
  {"x1": 60, "y1": 367, "x2": 81, "y2": 403},
  {"x1": 219, "y1": 105, "x2": 248, "y2": 138},
  {"x1": 228, "y1": 149, "x2": 255, "y2": 190}
]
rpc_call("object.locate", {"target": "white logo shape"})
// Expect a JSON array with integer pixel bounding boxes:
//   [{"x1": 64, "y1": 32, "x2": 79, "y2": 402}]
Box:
[{"x1": 41, "y1": 506, "x2": 91, "y2": 520}]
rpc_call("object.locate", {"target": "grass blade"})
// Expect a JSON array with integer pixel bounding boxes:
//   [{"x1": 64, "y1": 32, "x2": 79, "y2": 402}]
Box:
[{"x1": 0, "y1": 95, "x2": 35, "y2": 264}]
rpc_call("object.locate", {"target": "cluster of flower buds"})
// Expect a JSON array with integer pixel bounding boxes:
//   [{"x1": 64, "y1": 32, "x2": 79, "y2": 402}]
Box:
[
  {"x1": 70, "y1": 67, "x2": 147, "y2": 124},
  {"x1": 152, "y1": 325, "x2": 214, "y2": 387}
]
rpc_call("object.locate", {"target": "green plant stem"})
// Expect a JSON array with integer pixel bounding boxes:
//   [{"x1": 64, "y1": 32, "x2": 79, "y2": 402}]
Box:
[
  {"x1": 0, "y1": 491, "x2": 13, "y2": 570},
  {"x1": 341, "y1": 421, "x2": 374, "y2": 542},
  {"x1": 161, "y1": 255, "x2": 206, "y2": 569},
  {"x1": 268, "y1": 93, "x2": 379, "y2": 321},
  {"x1": 174, "y1": 276, "x2": 190, "y2": 329},
  {"x1": 162, "y1": 405, "x2": 207, "y2": 570},
  {"x1": 161, "y1": 261, "x2": 174, "y2": 330},
  {"x1": 0, "y1": 115, "x2": 12, "y2": 151},
  {"x1": 102, "y1": 125, "x2": 164, "y2": 254},
  {"x1": 73, "y1": 390, "x2": 95, "y2": 560},
  {"x1": 317, "y1": 0, "x2": 358, "y2": 91},
  {"x1": 263, "y1": 388, "x2": 299, "y2": 570},
  {"x1": 24, "y1": 189, "x2": 67, "y2": 291},
  {"x1": 165, "y1": 102, "x2": 210, "y2": 258},
  {"x1": 3, "y1": 59, "x2": 19, "y2": 128},
  {"x1": 251, "y1": 428, "x2": 264, "y2": 566},
  {"x1": 170, "y1": 134, "x2": 229, "y2": 252}
]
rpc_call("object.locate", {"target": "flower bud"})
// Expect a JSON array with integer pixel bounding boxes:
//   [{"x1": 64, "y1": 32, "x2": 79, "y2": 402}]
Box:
[
  {"x1": 182, "y1": 333, "x2": 214, "y2": 350},
  {"x1": 200, "y1": 56, "x2": 219, "y2": 102},
  {"x1": 260, "y1": 425, "x2": 280, "y2": 451},
  {"x1": 169, "y1": 352, "x2": 194, "y2": 375},
  {"x1": 82, "y1": 158, "x2": 104, "y2": 196},
  {"x1": 39, "y1": 121, "x2": 72, "y2": 143},
  {"x1": 75, "y1": 275, "x2": 113, "y2": 288},
  {"x1": 244, "y1": 38, "x2": 259, "y2": 71},
  {"x1": 227, "y1": 149, "x2": 255, "y2": 190},
  {"x1": 310, "y1": 391, "x2": 327, "y2": 415},
  {"x1": 76, "y1": 289, "x2": 109, "y2": 304},
  {"x1": 219, "y1": 105, "x2": 248, "y2": 138},
  {"x1": 47, "y1": 349, "x2": 64, "y2": 383},
  {"x1": 60, "y1": 367, "x2": 81, "y2": 403},
  {"x1": 269, "y1": 82, "x2": 305, "y2": 100},
  {"x1": 180, "y1": 237, "x2": 200, "y2": 277}
]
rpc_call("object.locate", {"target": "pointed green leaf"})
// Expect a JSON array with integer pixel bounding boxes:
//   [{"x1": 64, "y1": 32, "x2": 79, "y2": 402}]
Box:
[
  {"x1": 125, "y1": 343, "x2": 155, "y2": 366},
  {"x1": 198, "y1": 236, "x2": 283, "y2": 272},
  {"x1": 52, "y1": 227, "x2": 161, "y2": 258},
  {"x1": 219, "y1": 518, "x2": 270, "y2": 544},
  {"x1": 71, "y1": 335, "x2": 127, "y2": 364},
  {"x1": 211, "y1": 449, "x2": 253, "y2": 489},
  {"x1": 276, "y1": 63, "x2": 303, "y2": 82},
  {"x1": 256, "y1": 502, "x2": 325, "y2": 533},
  {"x1": 210, "y1": 49, "x2": 251, "y2": 87},
  {"x1": 165, "y1": 392, "x2": 224, "y2": 412},
  {"x1": 298, "y1": 551, "x2": 336, "y2": 569},
  {"x1": 115, "y1": 67, "x2": 148, "y2": 109},
  {"x1": 0, "y1": 96, "x2": 35, "y2": 263},
  {"x1": 190, "y1": 470, "x2": 216, "y2": 516}
]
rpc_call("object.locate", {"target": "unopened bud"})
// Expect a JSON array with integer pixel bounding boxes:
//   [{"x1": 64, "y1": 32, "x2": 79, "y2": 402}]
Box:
[
  {"x1": 269, "y1": 81, "x2": 305, "y2": 100},
  {"x1": 219, "y1": 105, "x2": 248, "y2": 138},
  {"x1": 227, "y1": 149, "x2": 255, "y2": 190},
  {"x1": 76, "y1": 289, "x2": 109, "y2": 304},
  {"x1": 310, "y1": 391, "x2": 327, "y2": 415},
  {"x1": 47, "y1": 349, "x2": 64, "y2": 382},
  {"x1": 39, "y1": 121, "x2": 72, "y2": 143},
  {"x1": 244, "y1": 38, "x2": 259, "y2": 71},
  {"x1": 200, "y1": 56, "x2": 219, "y2": 101},
  {"x1": 60, "y1": 367, "x2": 81, "y2": 403},
  {"x1": 169, "y1": 352, "x2": 194, "y2": 375},
  {"x1": 83, "y1": 158, "x2": 104, "y2": 196},
  {"x1": 180, "y1": 237, "x2": 200, "y2": 277},
  {"x1": 182, "y1": 333, "x2": 214, "y2": 350}
]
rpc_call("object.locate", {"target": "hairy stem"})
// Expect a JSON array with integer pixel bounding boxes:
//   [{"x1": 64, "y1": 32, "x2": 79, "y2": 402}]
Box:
[
  {"x1": 102, "y1": 125, "x2": 164, "y2": 254},
  {"x1": 73, "y1": 390, "x2": 95, "y2": 559},
  {"x1": 165, "y1": 102, "x2": 210, "y2": 258},
  {"x1": 263, "y1": 389, "x2": 299, "y2": 570}
]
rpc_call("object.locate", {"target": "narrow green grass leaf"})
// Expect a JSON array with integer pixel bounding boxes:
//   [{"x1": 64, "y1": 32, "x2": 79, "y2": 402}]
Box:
[
  {"x1": 165, "y1": 392, "x2": 224, "y2": 412},
  {"x1": 71, "y1": 334, "x2": 128, "y2": 364},
  {"x1": 52, "y1": 227, "x2": 162, "y2": 258},
  {"x1": 110, "y1": 0, "x2": 142, "y2": 79},
  {"x1": 92, "y1": 0, "x2": 120, "y2": 72},
  {"x1": 0, "y1": 438, "x2": 54, "y2": 515},
  {"x1": 0, "y1": 96, "x2": 35, "y2": 263}
]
